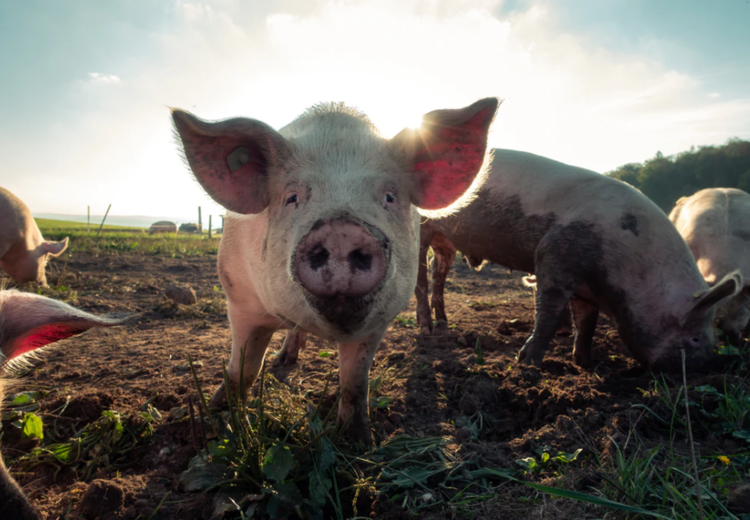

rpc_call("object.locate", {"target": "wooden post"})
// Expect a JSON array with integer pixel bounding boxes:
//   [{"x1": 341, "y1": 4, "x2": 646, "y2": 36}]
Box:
[
  {"x1": 87, "y1": 206, "x2": 90, "y2": 232},
  {"x1": 208, "y1": 215, "x2": 212, "y2": 239},
  {"x1": 97, "y1": 204, "x2": 112, "y2": 235},
  {"x1": 221, "y1": 216, "x2": 224, "y2": 234},
  {"x1": 198, "y1": 207, "x2": 202, "y2": 235}
]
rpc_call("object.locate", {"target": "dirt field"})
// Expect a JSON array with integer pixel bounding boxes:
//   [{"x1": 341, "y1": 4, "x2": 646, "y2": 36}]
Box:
[{"x1": 2, "y1": 248, "x2": 749, "y2": 519}]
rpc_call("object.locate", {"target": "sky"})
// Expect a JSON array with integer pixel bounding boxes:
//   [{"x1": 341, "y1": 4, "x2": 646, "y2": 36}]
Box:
[{"x1": 0, "y1": 0, "x2": 748, "y2": 220}]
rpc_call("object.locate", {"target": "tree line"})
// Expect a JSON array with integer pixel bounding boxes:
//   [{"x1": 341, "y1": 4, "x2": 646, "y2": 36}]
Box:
[{"x1": 606, "y1": 138, "x2": 750, "y2": 212}]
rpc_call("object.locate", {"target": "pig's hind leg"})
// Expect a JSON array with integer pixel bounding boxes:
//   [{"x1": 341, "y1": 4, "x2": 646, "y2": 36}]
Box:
[
  {"x1": 569, "y1": 297, "x2": 599, "y2": 367},
  {"x1": 416, "y1": 228, "x2": 435, "y2": 334},
  {"x1": 273, "y1": 329, "x2": 308, "y2": 366},
  {"x1": 430, "y1": 235, "x2": 457, "y2": 329}
]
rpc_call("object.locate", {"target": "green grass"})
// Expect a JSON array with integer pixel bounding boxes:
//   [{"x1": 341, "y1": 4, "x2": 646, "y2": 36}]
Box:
[
  {"x1": 36, "y1": 218, "x2": 137, "y2": 231},
  {"x1": 39, "y1": 230, "x2": 220, "y2": 257}
]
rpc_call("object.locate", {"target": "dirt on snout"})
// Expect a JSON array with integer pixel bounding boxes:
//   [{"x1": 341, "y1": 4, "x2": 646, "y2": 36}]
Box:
[{"x1": 1, "y1": 251, "x2": 745, "y2": 519}]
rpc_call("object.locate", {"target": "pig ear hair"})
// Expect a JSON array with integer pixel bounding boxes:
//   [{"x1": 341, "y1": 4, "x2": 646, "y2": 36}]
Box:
[
  {"x1": 42, "y1": 237, "x2": 69, "y2": 257},
  {"x1": 0, "y1": 290, "x2": 133, "y2": 369},
  {"x1": 171, "y1": 109, "x2": 291, "y2": 215},
  {"x1": 680, "y1": 270, "x2": 743, "y2": 327},
  {"x1": 394, "y1": 98, "x2": 500, "y2": 216}
]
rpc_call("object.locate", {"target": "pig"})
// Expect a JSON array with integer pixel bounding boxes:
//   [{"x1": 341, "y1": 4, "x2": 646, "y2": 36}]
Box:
[
  {"x1": 171, "y1": 98, "x2": 499, "y2": 443},
  {"x1": 0, "y1": 188, "x2": 69, "y2": 287},
  {"x1": 411, "y1": 149, "x2": 741, "y2": 371},
  {"x1": 670, "y1": 188, "x2": 750, "y2": 346},
  {"x1": 0, "y1": 290, "x2": 132, "y2": 519}
]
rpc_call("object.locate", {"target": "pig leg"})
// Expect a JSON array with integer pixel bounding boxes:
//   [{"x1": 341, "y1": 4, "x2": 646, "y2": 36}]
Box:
[
  {"x1": 209, "y1": 304, "x2": 278, "y2": 407},
  {"x1": 430, "y1": 234, "x2": 457, "y2": 329},
  {"x1": 518, "y1": 239, "x2": 581, "y2": 366},
  {"x1": 337, "y1": 329, "x2": 385, "y2": 445},
  {"x1": 416, "y1": 228, "x2": 435, "y2": 334},
  {"x1": 570, "y1": 298, "x2": 599, "y2": 367},
  {"x1": 273, "y1": 329, "x2": 308, "y2": 366}
]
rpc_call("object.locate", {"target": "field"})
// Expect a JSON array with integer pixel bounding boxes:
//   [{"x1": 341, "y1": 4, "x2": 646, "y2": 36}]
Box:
[{"x1": 3, "y1": 231, "x2": 750, "y2": 519}]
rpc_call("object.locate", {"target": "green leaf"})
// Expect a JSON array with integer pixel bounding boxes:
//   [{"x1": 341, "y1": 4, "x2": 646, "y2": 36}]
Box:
[
  {"x1": 318, "y1": 351, "x2": 332, "y2": 358},
  {"x1": 11, "y1": 392, "x2": 37, "y2": 406},
  {"x1": 694, "y1": 385, "x2": 719, "y2": 395},
  {"x1": 318, "y1": 438, "x2": 336, "y2": 473},
  {"x1": 373, "y1": 396, "x2": 393, "y2": 409},
  {"x1": 51, "y1": 443, "x2": 72, "y2": 462},
  {"x1": 516, "y1": 457, "x2": 538, "y2": 473},
  {"x1": 179, "y1": 456, "x2": 228, "y2": 491},
  {"x1": 553, "y1": 448, "x2": 583, "y2": 464},
  {"x1": 263, "y1": 443, "x2": 294, "y2": 482},
  {"x1": 21, "y1": 412, "x2": 43, "y2": 440}
]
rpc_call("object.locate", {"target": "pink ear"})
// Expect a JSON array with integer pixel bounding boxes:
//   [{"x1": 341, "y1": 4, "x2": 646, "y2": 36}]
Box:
[
  {"x1": 0, "y1": 290, "x2": 132, "y2": 364},
  {"x1": 395, "y1": 98, "x2": 499, "y2": 210},
  {"x1": 42, "y1": 237, "x2": 68, "y2": 257},
  {"x1": 171, "y1": 109, "x2": 290, "y2": 215}
]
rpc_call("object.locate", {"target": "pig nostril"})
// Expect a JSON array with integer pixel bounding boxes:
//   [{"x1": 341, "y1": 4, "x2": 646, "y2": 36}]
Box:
[
  {"x1": 307, "y1": 244, "x2": 329, "y2": 270},
  {"x1": 348, "y1": 249, "x2": 372, "y2": 271}
]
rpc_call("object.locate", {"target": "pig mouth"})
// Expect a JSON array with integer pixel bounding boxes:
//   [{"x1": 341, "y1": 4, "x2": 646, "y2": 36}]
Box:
[
  {"x1": 303, "y1": 292, "x2": 378, "y2": 335},
  {"x1": 647, "y1": 347, "x2": 716, "y2": 374}
]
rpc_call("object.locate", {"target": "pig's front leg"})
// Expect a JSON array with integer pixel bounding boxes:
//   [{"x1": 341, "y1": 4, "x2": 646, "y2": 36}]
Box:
[
  {"x1": 337, "y1": 329, "x2": 386, "y2": 445},
  {"x1": 209, "y1": 302, "x2": 279, "y2": 408}
]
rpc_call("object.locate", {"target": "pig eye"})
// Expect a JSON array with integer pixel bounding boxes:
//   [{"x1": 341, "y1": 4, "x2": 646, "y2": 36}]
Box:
[
  {"x1": 690, "y1": 335, "x2": 702, "y2": 345},
  {"x1": 384, "y1": 192, "x2": 396, "y2": 207},
  {"x1": 285, "y1": 193, "x2": 299, "y2": 207}
]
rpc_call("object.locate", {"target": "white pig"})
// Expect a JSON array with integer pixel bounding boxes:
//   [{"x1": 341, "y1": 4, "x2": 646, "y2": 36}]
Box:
[
  {"x1": 0, "y1": 188, "x2": 68, "y2": 287},
  {"x1": 172, "y1": 99, "x2": 499, "y2": 443},
  {"x1": 0, "y1": 290, "x2": 131, "y2": 519},
  {"x1": 670, "y1": 188, "x2": 750, "y2": 345}
]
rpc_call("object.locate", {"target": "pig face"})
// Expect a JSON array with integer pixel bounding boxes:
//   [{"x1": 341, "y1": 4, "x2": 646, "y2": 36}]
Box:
[
  {"x1": 639, "y1": 271, "x2": 742, "y2": 371},
  {"x1": 0, "y1": 238, "x2": 68, "y2": 287},
  {"x1": 173, "y1": 99, "x2": 498, "y2": 340}
]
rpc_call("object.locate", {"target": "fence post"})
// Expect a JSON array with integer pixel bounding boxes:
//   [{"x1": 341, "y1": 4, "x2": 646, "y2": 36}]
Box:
[
  {"x1": 198, "y1": 206, "x2": 202, "y2": 235},
  {"x1": 97, "y1": 204, "x2": 112, "y2": 236},
  {"x1": 87, "y1": 205, "x2": 90, "y2": 232},
  {"x1": 208, "y1": 215, "x2": 212, "y2": 239}
]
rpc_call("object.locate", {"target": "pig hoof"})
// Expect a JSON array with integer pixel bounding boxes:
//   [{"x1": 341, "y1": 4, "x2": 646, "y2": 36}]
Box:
[
  {"x1": 342, "y1": 422, "x2": 374, "y2": 448},
  {"x1": 517, "y1": 345, "x2": 544, "y2": 367},
  {"x1": 272, "y1": 350, "x2": 298, "y2": 367},
  {"x1": 208, "y1": 383, "x2": 229, "y2": 409},
  {"x1": 573, "y1": 353, "x2": 592, "y2": 369}
]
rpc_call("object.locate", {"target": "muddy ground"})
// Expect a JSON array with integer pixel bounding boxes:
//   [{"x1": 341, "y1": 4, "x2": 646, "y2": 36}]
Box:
[{"x1": 2, "y1": 250, "x2": 747, "y2": 519}]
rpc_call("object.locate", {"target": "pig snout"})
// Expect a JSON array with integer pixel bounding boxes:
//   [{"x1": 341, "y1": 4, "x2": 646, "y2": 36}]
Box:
[{"x1": 295, "y1": 217, "x2": 388, "y2": 298}]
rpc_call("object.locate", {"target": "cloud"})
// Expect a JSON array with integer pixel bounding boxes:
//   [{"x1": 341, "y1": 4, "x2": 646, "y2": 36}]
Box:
[
  {"x1": 5, "y1": 0, "x2": 749, "y2": 216},
  {"x1": 87, "y1": 72, "x2": 121, "y2": 84}
]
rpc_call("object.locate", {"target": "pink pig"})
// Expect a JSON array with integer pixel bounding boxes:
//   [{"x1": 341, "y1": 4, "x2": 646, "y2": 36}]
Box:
[
  {"x1": 0, "y1": 188, "x2": 68, "y2": 286},
  {"x1": 172, "y1": 99, "x2": 499, "y2": 443}
]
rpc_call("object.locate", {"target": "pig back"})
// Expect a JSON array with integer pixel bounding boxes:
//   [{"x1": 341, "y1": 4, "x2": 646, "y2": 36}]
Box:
[
  {"x1": 671, "y1": 188, "x2": 750, "y2": 285},
  {"x1": 426, "y1": 149, "x2": 678, "y2": 278}
]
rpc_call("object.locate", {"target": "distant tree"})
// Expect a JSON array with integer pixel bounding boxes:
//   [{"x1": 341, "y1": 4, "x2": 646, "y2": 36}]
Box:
[{"x1": 605, "y1": 138, "x2": 750, "y2": 212}]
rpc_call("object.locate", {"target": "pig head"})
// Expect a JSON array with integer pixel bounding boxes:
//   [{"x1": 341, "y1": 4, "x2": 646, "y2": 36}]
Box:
[
  {"x1": 0, "y1": 290, "x2": 132, "y2": 519},
  {"x1": 172, "y1": 98, "x2": 499, "y2": 443}
]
